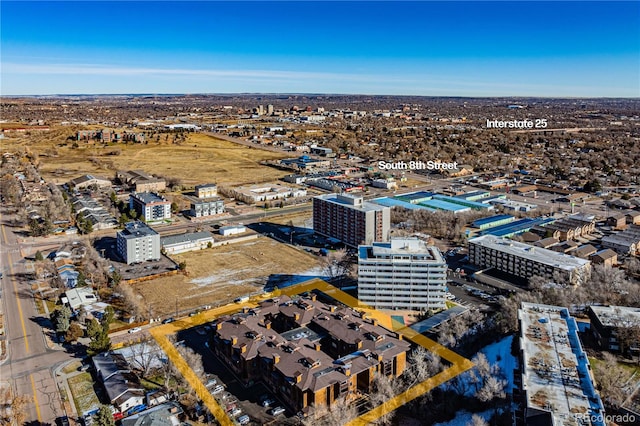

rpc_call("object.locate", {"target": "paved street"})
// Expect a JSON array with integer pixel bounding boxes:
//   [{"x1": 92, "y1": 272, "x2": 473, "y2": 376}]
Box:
[{"x1": 1, "y1": 214, "x2": 73, "y2": 425}]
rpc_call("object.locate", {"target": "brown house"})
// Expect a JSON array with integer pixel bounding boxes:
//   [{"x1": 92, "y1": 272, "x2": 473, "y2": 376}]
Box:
[
  {"x1": 607, "y1": 213, "x2": 627, "y2": 230},
  {"x1": 590, "y1": 249, "x2": 618, "y2": 267}
]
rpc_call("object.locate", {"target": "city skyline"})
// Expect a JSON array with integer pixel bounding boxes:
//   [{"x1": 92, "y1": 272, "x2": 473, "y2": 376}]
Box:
[{"x1": 2, "y1": 1, "x2": 639, "y2": 97}]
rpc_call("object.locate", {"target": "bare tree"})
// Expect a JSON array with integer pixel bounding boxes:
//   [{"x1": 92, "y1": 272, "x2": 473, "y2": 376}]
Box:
[
  {"x1": 320, "y1": 248, "x2": 352, "y2": 282},
  {"x1": 467, "y1": 414, "x2": 489, "y2": 426},
  {"x1": 0, "y1": 387, "x2": 32, "y2": 426},
  {"x1": 116, "y1": 283, "x2": 145, "y2": 320},
  {"x1": 176, "y1": 345, "x2": 205, "y2": 383},
  {"x1": 129, "y1": 339, "x2": 162, "y2": 378},
  {"x1": 404, "y1": 346, "x2": 443, "y2": 386},
  {"x1": 592, "y1": 352, "x2": 628, "y2": 408},
  {"x1": 303, "y1": 394, "x2": 358, "y2": 426},
  {"x1": 369, "y1": 373, "x2": 400, "y2": 426}
]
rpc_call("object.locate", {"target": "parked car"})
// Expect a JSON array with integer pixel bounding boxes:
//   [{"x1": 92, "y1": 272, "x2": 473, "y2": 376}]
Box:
[
  {"x1": 128, "y1": 327, "x2": 142, "y2": 334},
  {"x1": 237, "y1": 415, "x2": 250, "y2": 425},
  {"x1": 261, "y1": 398, "x2": 275, "y2": 407},
  {"x1": 205, "y1": 378, "x2": 218, "y2": 388},
  {"x1": 162, "y1": 317, "x2": 174, "y2": 324},
  {"x1": 230, "y1": 408, "x2": 242, "y2": 417},
  {"x1": 269, "y1": 406, "x2": 285, "y2": 416},
  {"x1": 211, "y1": 385, "x2": 225, "y2": 394}
]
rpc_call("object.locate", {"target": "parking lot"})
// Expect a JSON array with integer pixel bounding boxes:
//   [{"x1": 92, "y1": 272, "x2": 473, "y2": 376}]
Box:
[{"x1": 176, "y1": 325, "x2": 301, "y2": 425}]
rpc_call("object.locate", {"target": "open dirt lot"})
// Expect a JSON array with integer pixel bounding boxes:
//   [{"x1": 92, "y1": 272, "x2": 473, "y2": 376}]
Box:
[
  {"x1": 131, "y1": 237, "x2": 320, "y2": 317},
  {"x1": 4, "y1": 130, "x2": 288, "y2": 186}
]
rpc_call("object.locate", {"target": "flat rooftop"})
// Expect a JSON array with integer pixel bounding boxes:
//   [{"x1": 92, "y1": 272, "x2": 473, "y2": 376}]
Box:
[
  {"x1": 372, "y1": 197, "x2": 434, "y2": 211},
  {"x1": 359, "y1": 238, "x2": 445, "y2": 263},
  {"x1": 472, "y1": 214, "x2": 514, "y2": 227},
  {"x1": 519, "y1": 302, "x2": 605, "y2": 426},
  {"x1": 589, "y1": 305, "x2": 640, "y2": 328},
  {"x1": 469, "y1": 235, "x2": 590, "y2": 271},
  {"x1": 131, "y1": 192, "x2": 168, "y2": 204},
  {"x1": 315, "y1": 193, "x2": 387, "y2": 212},
  {"x1": 480, "y1": 217, "x2": 556, "y2": 237},
  {"x1": 119, "y1": 221, "x2": 159, "y2": 238},
  {"x1": 161, "y1": 231, "x2": 213, "y2": 247}
]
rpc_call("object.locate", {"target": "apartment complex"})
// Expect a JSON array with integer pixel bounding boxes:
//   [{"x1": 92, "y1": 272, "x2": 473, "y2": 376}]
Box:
[
  {"x1": 209, "y1": 293, "x2": 409, "y2": 414},
  {"x1": 313, "y1": 193, "x2": 390, "y2": 247},
  {"x1": 188, "y1": 197, "x2": 225, "y2": 218},
  {"x1": 516, "y1": 302, "x2": 605, "y2": 426},
  {"x1": 116, "y1": 221, "x2": 161, "y2": 265},
  {"x1": 468, "y1": 235, "x2": 591, "y2": 285},
  {"x1": 195, "y1": 183, "x2": 218, "y2": 198},
  {"x1": 587, "y1": 305, "x2": 640, "y2": 355},
  {"x1": 358, "y1": 238, "x2": 447, "y2": 311},
  {"x1": 116, "y1": 170, "x2": 166, "y2": 193},
  {"x1": 601, "y1": 224, "x2": 640, "y2": 255},
  {"x1": 129, "y1": 192, "x2": 171, "y2": 222}
]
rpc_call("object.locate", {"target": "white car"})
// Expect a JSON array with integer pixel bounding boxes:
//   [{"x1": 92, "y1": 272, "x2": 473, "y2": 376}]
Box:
[{"x1": 128, "y1": 327, "x2": 142, "y2": 334}]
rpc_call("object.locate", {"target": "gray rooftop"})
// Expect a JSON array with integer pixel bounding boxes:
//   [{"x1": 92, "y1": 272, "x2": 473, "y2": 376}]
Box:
[
  {"x1": 161, "y1": 231, "x2": 213, "y2": 247},
  {"x1": 120, "y1": 221, "x2": 159, "y2": 239},
  {"x1": 131, "y1": 192, "x2": 168, "y2": 204},
  {"x1": 469, "y1": 235, "x2": 590, "y2": 271},
  {"x1": 519, "y1": 302, "x2": 605, "y2": 426},
  {"x1": 315, "y1": 193, "x2": 388, "y2": 212},
  {"x1": 589, "y1": 305, "x2": 640, "y2": 328}
]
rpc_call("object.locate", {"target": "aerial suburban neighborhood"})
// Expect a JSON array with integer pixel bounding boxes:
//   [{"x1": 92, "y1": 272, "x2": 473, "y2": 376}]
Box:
[{"x1": 1, "y1": 2, "x2": 639, "y2": 426}]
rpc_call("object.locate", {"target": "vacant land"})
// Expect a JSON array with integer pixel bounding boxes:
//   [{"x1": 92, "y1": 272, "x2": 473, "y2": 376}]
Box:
[
  {"x1": 132, "y1": 237, "x2": 320, "y2": 316},
  {"x1": 4, "y1": 130, "x2": 288, "y2": 186}
]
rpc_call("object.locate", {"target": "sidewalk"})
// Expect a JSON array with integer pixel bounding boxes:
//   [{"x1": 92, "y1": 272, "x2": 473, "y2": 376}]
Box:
[{"x1": 54, "y1": 361, "x2": 82, "y2": 422}]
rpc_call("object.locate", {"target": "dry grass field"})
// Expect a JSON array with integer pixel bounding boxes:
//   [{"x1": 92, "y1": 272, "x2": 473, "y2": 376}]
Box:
[
  {"x1": 132, "y1": 237, "x2": 320, "y2": 316},
  {"x1": 4, "y1": 130, "x2": 288, "y2": 186}
]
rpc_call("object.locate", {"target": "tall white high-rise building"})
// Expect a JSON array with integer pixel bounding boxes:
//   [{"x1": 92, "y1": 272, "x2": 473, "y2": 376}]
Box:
[{"x1": 357, "y1": 238, "x2": 447, "y2": 311}]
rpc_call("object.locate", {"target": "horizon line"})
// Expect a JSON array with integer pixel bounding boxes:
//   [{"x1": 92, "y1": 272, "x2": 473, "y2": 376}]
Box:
[{"x1": 3, "y1": 93, "x2": 640, "y2": 100}]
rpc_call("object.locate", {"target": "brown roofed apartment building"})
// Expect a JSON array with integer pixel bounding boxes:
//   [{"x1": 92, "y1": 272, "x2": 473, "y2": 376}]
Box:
[{"x1": 209, "y1": 293, "x2": 409, "y2": 415}]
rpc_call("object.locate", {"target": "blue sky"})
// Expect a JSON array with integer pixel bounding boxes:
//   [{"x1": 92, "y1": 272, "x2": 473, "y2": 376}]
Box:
[{"x1": 2, "y1": 1, "x2": 639, "y2": 96}]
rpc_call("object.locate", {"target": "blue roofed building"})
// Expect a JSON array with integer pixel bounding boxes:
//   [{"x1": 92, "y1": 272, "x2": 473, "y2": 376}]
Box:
[{"x1": 472, "y1": 214, "x2": 515, "y2": 230}]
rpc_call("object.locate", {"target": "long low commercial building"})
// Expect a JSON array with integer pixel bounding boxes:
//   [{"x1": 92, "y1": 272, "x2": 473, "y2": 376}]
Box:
[
  {"x1": 468, "y1": 235, "x2": 591, "y2": 285},
  {"x1": 161, "y1": 231, "x2": 214, "y2": 254}
]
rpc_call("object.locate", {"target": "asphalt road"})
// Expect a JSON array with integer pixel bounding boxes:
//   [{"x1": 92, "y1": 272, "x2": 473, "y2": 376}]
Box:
[{"x1": 0, "y1": 213, "x2": 75, "y2": 424}]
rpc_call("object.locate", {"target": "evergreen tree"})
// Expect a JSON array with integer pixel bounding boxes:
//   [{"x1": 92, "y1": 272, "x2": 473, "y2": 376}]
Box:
[{"x1": 94, "y1": 405, "x2": 115, "y2": 426}]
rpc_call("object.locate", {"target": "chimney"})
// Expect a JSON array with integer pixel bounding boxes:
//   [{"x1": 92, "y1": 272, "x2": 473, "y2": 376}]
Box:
[
  {"x1": 273, "y1": 354, "x2": 280, "y2": 364},
  {"x1": 310, "y1": 294, "x2": 317, "y2": 301},
  {"x1": 371, "y1": 318, "x2": 379, "y2": 326},
  {"x1": 294, "y1": 371, "x2": 302, "y2": 383},
  {"x1": 231, "y1": 336, "x2": 238, "y2": 345},
  {"x1": 243, "y1": 307, "x2": 249, "y2": 313},
  {"x1": 264, "y1": 320, "x2": 272, "y2": 329},
  {"x1": 240, "y1": 343, "x2": 247, "y2": 354},
  {"x1": 397, "y1": 333, "x2": 403, "y2": 341},
  {"x1": 294, "y1": 313, "x2": 300, "y2": 321},
  {"x1": 314, "y1": 343, "x2": 321, "y2": 351},
  {"x1": 329, "y1": 306, "x2": 337, "y2": 312},
  {"x1": 215, "y1": 322, "x2": 222, "y2": 330},
  {"x1": 355, "y1": 339, "x2": 363, "y2": 349},
  {"x1": 343, "y1": 365, "x2": 351, "y2": 376}
]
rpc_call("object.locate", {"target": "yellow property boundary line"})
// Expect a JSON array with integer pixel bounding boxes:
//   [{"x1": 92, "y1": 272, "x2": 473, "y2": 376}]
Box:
[{"x1": 148, "y1": 279, "x2": 474, "y2": 426}]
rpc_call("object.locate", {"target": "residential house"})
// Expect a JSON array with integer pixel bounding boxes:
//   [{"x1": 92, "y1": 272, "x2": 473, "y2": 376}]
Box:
[{"x1": 92, "y1": 352, "x2": 145, "y2": 414}]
